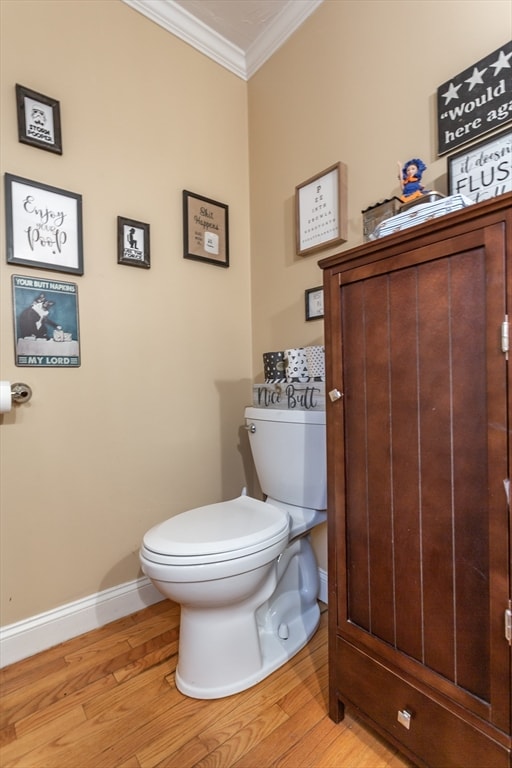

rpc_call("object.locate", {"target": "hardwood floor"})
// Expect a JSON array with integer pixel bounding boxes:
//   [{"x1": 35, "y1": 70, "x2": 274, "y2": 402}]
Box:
[{"x1": 0, "y1": 600, "x2": 414, "y2": 767}]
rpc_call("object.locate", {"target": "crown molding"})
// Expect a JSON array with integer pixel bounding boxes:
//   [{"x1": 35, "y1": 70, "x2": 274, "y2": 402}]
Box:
[
  {"x1": 246, "y1": 0, "x2": 323, "y2": 79},
  {"x1": 122, "y1": 0, "x2": 246, "y2": 77},
  {"x1": 122, "y1": 0, "x2": 323, "y2": 81}
]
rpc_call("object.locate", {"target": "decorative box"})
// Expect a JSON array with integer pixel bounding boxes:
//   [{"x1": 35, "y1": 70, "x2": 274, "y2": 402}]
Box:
[{"x1": 362, "y1": 198, "x2": 402, "y2": 241}]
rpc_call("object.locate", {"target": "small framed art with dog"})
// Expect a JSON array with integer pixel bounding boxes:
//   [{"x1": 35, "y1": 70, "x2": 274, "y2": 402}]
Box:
[
  {"x1": 117, "y1": 216, "x2": 150, "y2": 269},
  {"x1": 12, "y1": 274, "x2": 81, "y2": 367}
]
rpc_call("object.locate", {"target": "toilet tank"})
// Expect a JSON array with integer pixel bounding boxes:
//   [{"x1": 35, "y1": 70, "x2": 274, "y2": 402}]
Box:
[{"x1": 244, "y1": 407, "x2": 326, "y2": 510}]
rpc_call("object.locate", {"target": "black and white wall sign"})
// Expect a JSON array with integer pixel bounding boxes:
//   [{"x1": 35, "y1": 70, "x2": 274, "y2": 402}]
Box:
[
  {"x1": 447, "y1": 129, "x2": 511, "y2": 203},
  {"x1": 437, "y1": 41, "x2": 511, "y2": 155}
]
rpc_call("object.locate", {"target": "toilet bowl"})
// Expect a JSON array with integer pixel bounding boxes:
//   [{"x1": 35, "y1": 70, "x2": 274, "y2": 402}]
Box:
[
  {"x1": 140, "y1": 495, "x2": 291, "y2": 698},
  {"x1": 140, "y1": 406, "x2": 327, "y2": 699}
]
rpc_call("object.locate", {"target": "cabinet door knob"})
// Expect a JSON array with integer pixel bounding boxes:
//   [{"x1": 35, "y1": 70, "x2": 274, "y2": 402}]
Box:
[
  {"x1": 397, "y1": 709, "x2": 413, "y2": 730},
  {"x1": 328, "y1": 388, "x2": 343, "y2": 402}
]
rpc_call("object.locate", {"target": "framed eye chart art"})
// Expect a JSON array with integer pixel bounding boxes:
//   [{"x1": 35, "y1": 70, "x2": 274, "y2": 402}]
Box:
[
  {"x1": 295, "y1": 162, "x2": 348, "y2": 257},
  {"x1": 4, "y1": 174, "x2": 83, "y2": 275},
  {"x1": 16, "y1": 84, "x2": 63, "y2": 154},
  {"x1": 183, "y1": 190, "x2": 229, "y2": 267}
]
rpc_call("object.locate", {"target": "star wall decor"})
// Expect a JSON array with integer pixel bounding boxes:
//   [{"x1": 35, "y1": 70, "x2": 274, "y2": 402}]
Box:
[{"x1": 437, "y1": 41, "x2": 511, "y2": 155}]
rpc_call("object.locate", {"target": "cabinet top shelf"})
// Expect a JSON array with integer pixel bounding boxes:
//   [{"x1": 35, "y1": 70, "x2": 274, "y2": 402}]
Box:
[{"x1": 319, "y1": 192, "x2": 512, "y2": 272}]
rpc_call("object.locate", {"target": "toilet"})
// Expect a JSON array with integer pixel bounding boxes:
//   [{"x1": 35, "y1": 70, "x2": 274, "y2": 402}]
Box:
[{"x1": 139, "y1": 406, "x2": 327, "y2": 699}]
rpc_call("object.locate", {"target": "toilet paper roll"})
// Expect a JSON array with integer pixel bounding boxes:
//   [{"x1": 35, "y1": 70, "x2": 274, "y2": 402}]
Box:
[
  {"x1": 263, "y1": 351, "x2": 287, "y2": 382},
  {"x1": 285, "y1": 348, "x2": 310, "y2": 383},
  {"x1": 304, "y1": 345, "x2": 325, "y2": 381},
  {"x1": 0, "y1": 381, "x2": 12, "y2": 413}
]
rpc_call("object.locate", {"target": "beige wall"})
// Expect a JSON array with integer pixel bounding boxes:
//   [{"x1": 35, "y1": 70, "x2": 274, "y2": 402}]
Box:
[
  {"x1": 1, "y1": 0, "x2": 510, "y2": 628},
  {"x1": 0, "y1": 0, "x2": 252, "y2": 625},
  {"x1": 247, "y1": 0, "x2": 511, "y2": 568}
]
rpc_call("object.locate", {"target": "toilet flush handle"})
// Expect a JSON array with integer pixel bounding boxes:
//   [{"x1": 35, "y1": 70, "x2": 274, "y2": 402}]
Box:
[{"x1": 244, "y1": 423, "x2": 256, "y2": 433}]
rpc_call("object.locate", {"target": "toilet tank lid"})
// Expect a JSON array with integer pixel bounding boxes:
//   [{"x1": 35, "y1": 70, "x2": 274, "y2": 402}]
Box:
[
  {"x1": 143, "y1": 495, "x2": 289, "y2": 558},
  {"x1": 244, "y1": 407, "x2": 325, "y2": 424}
]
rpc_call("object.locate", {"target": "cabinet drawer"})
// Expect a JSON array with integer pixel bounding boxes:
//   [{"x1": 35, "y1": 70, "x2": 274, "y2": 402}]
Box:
[{"x1": 335, "y1": 638, "x2": 510, "y2": 768}]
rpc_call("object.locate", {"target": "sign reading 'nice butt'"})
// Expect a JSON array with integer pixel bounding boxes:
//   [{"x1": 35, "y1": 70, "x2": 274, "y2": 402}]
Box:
[{"x1": 437, "y1": 41, "x2": 512, "y2": 155}]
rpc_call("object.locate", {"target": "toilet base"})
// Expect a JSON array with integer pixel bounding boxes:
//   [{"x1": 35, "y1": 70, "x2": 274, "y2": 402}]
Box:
[
  {"x1": 175, "y1": 599, "x2": 321, "y2": 699},
  {"x1": 175, "y1": 535, "x2": 322, "y2": 699}
]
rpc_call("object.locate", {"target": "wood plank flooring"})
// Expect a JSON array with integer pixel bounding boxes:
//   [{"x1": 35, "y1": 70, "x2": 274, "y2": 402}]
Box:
[{"x1": 0, "y1": 600, "x2": 414, "y2": 767}]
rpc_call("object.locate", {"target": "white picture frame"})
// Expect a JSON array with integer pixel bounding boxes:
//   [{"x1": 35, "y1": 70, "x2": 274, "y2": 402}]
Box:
[{"x1": 447, "y1": 128, "x2": 512, "y2": 203}]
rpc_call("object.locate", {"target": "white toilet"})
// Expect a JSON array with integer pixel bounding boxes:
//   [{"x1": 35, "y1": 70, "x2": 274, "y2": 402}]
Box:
[{"x1": 139, "y1": 406, "x2": 327, "y2": 699}]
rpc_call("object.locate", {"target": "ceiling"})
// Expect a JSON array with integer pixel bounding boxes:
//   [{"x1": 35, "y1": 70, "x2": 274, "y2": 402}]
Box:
[{"x1": 122, "y1": 0, "x2": 323, "y2": 80}]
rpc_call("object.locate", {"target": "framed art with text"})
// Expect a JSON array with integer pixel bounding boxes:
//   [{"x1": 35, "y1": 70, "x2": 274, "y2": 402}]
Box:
[
  {"x1": 305, "y1": 286, "x2": 324, "y2": 321},
  {"x1": 12, "y1": 274, "x2": 81, "y2": 367},
  {"x1": 5, "y1": 173, "x2": 83, "y2": 275},
  {"x1": 183, "y1": 190, "x2": 229, "y2": 267},
  {"x1": 16, "y1": 84, "x2": 62, "y2": 154},
  {"x1": 296, "y1": 162, "x2": 347, "y2": 256},
  {"x1": 437, "y1": 41, "x2": 512, "y2": 156},
  {"x1": 447, "y1": 128, "x2": 511, "y2": 203},
  {"x1": 117, "y1": 216, "x2": 150, "y2": 268}
]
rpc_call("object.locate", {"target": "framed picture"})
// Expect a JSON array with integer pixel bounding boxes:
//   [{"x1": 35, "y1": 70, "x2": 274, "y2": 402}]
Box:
[
  {"x1": 5, "y1": 173, "x2": 83, "y2": 275},
  {"x1": 447, "y1": 128, "x2": 512, "y2": 203},
  {"x1": 117, "y1": 216, "x2": 150, "y2": 268},
  {"x1": 296, "y1": 162, "x2": 347, "y2": 256},
  {"x1": 437, "y1": 42, "x2": 512, "y2": 155},
  {"x1": 305, "y1": 286, "x2": 324, "y2": 321},
  {"x1": 16, "y1": 84, "x2": 62, "y2": 154},
  {"x1": 12, "y1": 274, "x2": 80, "y2": 367},
  {"x1": 183, "y1": 190, "x2": 229, "y2": 267}
]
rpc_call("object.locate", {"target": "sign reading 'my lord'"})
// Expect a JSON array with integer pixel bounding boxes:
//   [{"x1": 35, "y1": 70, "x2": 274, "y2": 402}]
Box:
[{"x1": 437, "y1": 41, "x2": 511, "y2": 155}]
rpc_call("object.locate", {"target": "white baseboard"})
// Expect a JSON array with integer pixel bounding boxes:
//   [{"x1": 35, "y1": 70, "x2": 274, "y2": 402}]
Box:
[
  {"x1": 0, "y1": 568, "x2": 328, "y2": 668},
  {"x1": 0, "y1": 576, "x2": 164, "y2": 668}
]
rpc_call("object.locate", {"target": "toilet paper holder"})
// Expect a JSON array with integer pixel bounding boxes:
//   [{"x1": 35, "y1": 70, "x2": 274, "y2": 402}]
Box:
[{"x1": 11, "y1": 382, "x2": 32, "y2": 405}]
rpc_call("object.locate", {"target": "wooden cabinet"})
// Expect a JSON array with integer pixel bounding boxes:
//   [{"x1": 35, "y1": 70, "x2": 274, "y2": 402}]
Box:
[{"x1": 320, "y1": 194, "x2": 512, "y2": 768}]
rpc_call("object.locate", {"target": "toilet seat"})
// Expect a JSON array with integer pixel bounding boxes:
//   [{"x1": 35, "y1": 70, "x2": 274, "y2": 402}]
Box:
[{"x1": 142, "y1": 495, "x2": 290, "y2": 566}]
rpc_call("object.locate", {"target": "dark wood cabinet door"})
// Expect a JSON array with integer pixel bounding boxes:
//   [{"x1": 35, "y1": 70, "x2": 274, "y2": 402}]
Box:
[{"x1": 333, "y1": 220, "x2": 510, "y2": 733}]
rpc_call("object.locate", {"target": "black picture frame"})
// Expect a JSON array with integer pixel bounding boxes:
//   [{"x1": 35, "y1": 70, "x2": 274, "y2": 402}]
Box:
[
  {"x1": 436, "y1": 41, "x2": 512, "y2": 156},
  {"x1": 183, "y1": 190, "x2": 229, "y2": 267},
  {"x1": 16, "y1": 84, "x2": 62, "y2": 154},
  {"x1": 5, "y1": 173, "x2": 83, "y2": 275},
  {"x1": 305, "y1": 286, "x2": 324, "y2": 321},
  {"x1": 117, "y1": 216, "x2": 150, "y2": 269}
]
